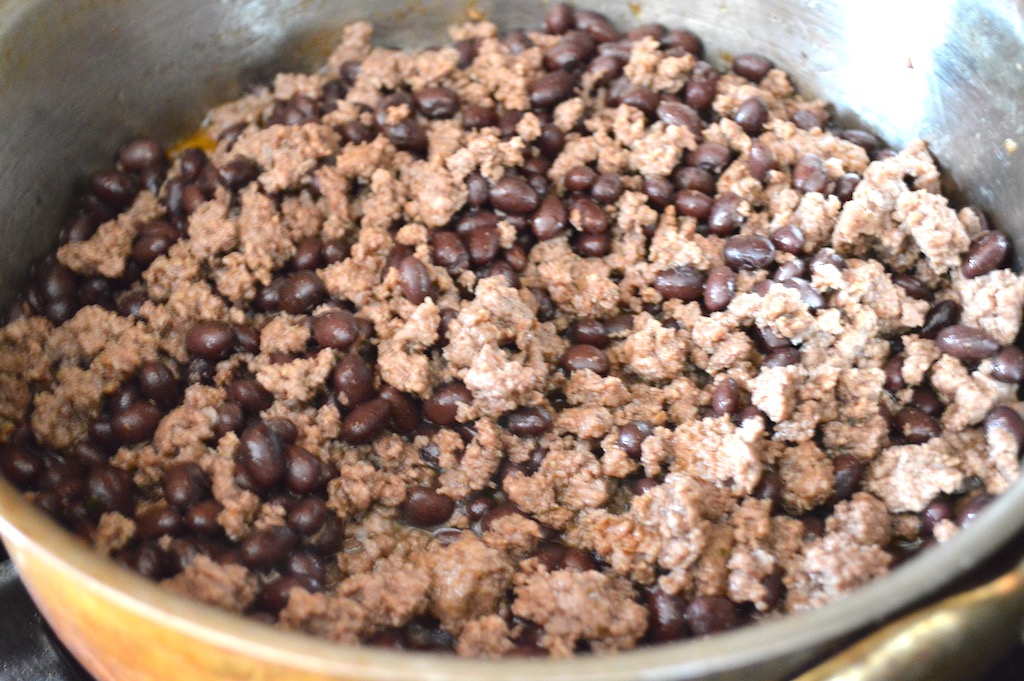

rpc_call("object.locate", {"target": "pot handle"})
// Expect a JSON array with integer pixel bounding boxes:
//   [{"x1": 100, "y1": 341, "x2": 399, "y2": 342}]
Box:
[{"x1": 793, "y1": 559, "x2": 1024, "y2": 681}]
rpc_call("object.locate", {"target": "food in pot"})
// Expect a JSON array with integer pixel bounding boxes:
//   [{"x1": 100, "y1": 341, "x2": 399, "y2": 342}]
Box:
[{"x1": 1, "y1": 4, "x2": 1022, "y2": 657}]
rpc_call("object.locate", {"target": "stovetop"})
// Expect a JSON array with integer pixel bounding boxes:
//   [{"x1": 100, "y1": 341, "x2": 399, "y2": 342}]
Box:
[{"x1": 0, "y1": 541, "x2": 1021, "y2": 681}]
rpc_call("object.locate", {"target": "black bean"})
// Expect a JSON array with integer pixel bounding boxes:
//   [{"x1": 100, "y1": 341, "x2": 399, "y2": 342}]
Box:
[
  {"x1": 402, "y1": 487, "x2": 456, "y2": 527},
  {"x1": 920, "y1": 300, "x2": 960, "y2": 340},
  {"x1": 684, "y1": 596, "x2": 741, "y2": 636},
  {"x1": 909, "y1": 387, "x2": 943, "y2": 418},
  {"x1": 109, "y1": 382, "x2": 141, "y2": 416},
  {"x1": 282, "y1": 445, "x2": 321, "y2": 495},
  {"x1": 287, "y1": 497, "x2": 327, "y2": 536},
  {"x1": 465, "y1": 494, "x2": 495, "y2": 523},
  {"x1": 769, "y1": 225, "x2": 804, "y2": 256},
  {"x1": 464, "y1": 172, "x2": 490, "y2": 209},
  {"x1": 112, "y1": 401, "x2": 162, "y2": 446},
  {"x1": 162, "y1": 462, "x2": 208, "y2": 510},
  {"x1": 962, "y1": 231, "x2": 1010, "y2": 279},
  {"x1": 378, "y1": 385, "x2": 420, "y2": 433},
  {"x1": 255, "y1": 278, "x2": 284, "y2": 312},
  {"x1": 643, "y1": 176, "x2": 675, "y2": 209},
  {"x1": 185, "y1": 321, "x2": 236, "y2": 361},
  {"x1": 831, "y1": 454, "x2": 862, "y2": 502},
  {"x1": 308, "y1": 513, "x2": 344, "y2": 556},
  {"x1": 703, "y1": 266, "x2": 735, "y2": 312},
  {"x1": 546, "y1": 29, "x2": 596, "y2": 71},
  {"x1": 466, "y1": 226, "x2": 500, "y2": 267},
  {"x1": 656, "y1": 100, "x2": 701, "y2": 135},
  {"x1": 564, "y1": 166, "x2": 596, "y2": 193},
  {"x1": 505, "y1": 406, "x2": 553, "y2": 437},
  {"x1": 654, "y1": 265, "x2": 705, "y2": 301},
  {"x1": 461, "y1": 104, "x2": 499, "y2": 130},
  {"x1": 566, "y1": 319, "x2": 607, "y2": 349},
  {"x1": 685, "y1": 61, "x2": 719, "y2": 109},
  {"x1": 935, "y1": 324, "x2": 1000, "y2": 360},
  {"x1": 773, "y1": 259, "x2": 807, "y2": 283},
  {"x1": 896, "y1": 406, "x2": 942, "y2": 444},
  {"x1": 219, "y1": 158, "x2": 260, "y2": 191},
  {"x1": 257, "y1": 575, "x2": 316, "y2": 613},
  {"x1": 711, "y1": 378, "x2": 740, "y2": 416},
  {"x1": 991, "y1": 346, "x2": 1024, "y2": 383},
  {"x1": 424, "y1": 382, "x2": 472, "y2": 426},
  {"x1": 708, "y1": 192, "x2": 745, "y2": 236},
  {"x1": 431, "y1": 231, "x2": 470, "y2": 275},
  {"x1": 241, "y1": 526, "x2": 297, "y2": 570},
  {"x1": 234, "y1": 323, "x2": 260, "y2": 352},
  {"x1": 119, "y1": 138, "x2": 166, "y2": 173},
  {"x1": 575, "y1": 232, "x2": 611, "y2": 258},
  {"x1": 793, "y1": 154, "x2": 828, "y2": 193},
  {"x1": 181, "y1": 499, "x2": 223, "y2": 536},
  {"x1": 892, "y1": 274, "x2": 933, "y2": 301},
  {"x1": 764, "y1": 347, "x2": 800, "y2": 368},
  {"x1": 397, "y1": 255, "x2": 432, "y2": 305},
  {"x1": 86, "y1": 465, "x2": 134, "y2": 517},
  {"x1": 583, "y1": 54, "x2": 624, "y2": 88},
  {"x1": 591, "y1": 174, "x2": 624, "y2": 205},
  {"x1": 646, "y1": 588, "x2": 688, "y2": 642},
  {"x1": 957, "y1": 492, "x2": 993, "y2": 529},
  {"x1": 340, "y1": 398, "x2": 392, "y2": 444},
  {"x1": 414, "y1": 86, "x2": 459, "y2": 119},
  {"x1": 135, "y1": 505, "x2": 182, "y2": 541},
  {"x1": 280, "y1": 271, "x2": 326, "y2": 314},
  {"x1": 560, "y1": 547, "x2": 596, "y2": 572},
  {"x1": 724, "y1": 235, "x2": 776, "y2": 271},
  {"x1": 228, "y1": 379, "x2": 273, "y2": 413},
  {"x1": 883, "y1": 355, "x2": 905, "y2": 392},
  {"x1": 238, "y1": 423, "x2": 286, "y2": 492},
  {"x1": 213, "y1": 403, "x2": 244, "y2": 439},
  {"x1": 919, "y1": 498, "x2": 953, "y2": 537},
  {"x1": 617, "y1": 421, "x2": 653, "y2": 460},
  {"x1": 619, "y1": 84, "x2": 659, "y2": 117},
  {"x1": 491, "y1": 176, "x2": 540, "y2": 215},
  {"x1": 732, "y1": 53, "x2": 773, "y2": 82},
  {"x1": 662, "y1": 27, "x2": 703, "y2": 55},
  {"x1": 311, "y1": 310, "x2": 359, "y2": 350},
  {"x1": 90, "y1": 170, "x2": 139, "y2": 208},
  {"x1": 561, "y1": 344, "x2": 610, "y2": 376},
  {"x1": 735, "y1": 97, "x2": 769, "y2": 136},
  {"x1": 546, "y1": 3, "x2": 575, "y2": 33},
  {"x1": 0, "y1": 446, "x2": 44, "y2": 488},
  {"x1": 833, "y1": 172, "x2": 860, "y2": 203},
  {"x1": 793, "y1": 111, "x2": 826, "y2": 133},
  {"x1": 748, "y1": 141, "x2": 775, "y2": 182},
  {"x1": 290, "y1": 237, "x2": 323, "y2": 271},
  {"x1": 690, "y1": 143, "x2": 732, "y2": 175},
  {"x1": 537, "y1": 123, "x2": 565, "y2": 159},
  {"x1": 480, "y1": 502, "x2": 523, "y2": 533},
  {"x1": 331, "y1": 355, "x2": 374, "y2": 408},
  {"x1": 985, "y1": 406, "x2": 1024, "y2": 456},
  {"x1": 530, "y1": 194, "x2": 568, "y2": 241},
  {"x1": 780, "y1": 278, "x2": 825, "y2": 311},
  {"x1": 178, "y1": 150, "x2": 207, "y2": 184},
  {"x1": 575, "y1": 9, "x2": 619, "y2": 42},
  {"x1": 674, "y1": 190, "x2": 713, "y2": 221},
  {"x1": 572, "y1": 197, "x2": 609, "y2": 234}
]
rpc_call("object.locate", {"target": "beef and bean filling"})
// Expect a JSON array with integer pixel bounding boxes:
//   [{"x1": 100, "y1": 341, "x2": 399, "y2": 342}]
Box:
[{"x1": 1, "y1": 5, "x2": 1023, "y2": 658}]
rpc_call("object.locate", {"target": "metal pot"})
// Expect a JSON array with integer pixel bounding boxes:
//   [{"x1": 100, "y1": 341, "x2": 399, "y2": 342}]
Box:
[{"x1": 1, "y1": 1, "x2": 1023, "y2": 679}]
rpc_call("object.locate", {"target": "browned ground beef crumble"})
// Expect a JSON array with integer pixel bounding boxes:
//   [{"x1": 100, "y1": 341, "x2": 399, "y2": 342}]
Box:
[{"x1": 2, "y1": 4, "x2": 1023, "y2": 657}]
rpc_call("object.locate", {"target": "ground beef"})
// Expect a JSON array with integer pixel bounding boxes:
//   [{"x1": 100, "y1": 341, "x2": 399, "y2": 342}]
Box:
[{"x1": 1, "y1": 4, "x2": 1020, "y2": 660}]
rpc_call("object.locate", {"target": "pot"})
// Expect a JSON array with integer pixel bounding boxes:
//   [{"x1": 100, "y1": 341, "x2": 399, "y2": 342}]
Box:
[{"x1": 1, "y1": 1, "x2": 1023, "y2": 679}]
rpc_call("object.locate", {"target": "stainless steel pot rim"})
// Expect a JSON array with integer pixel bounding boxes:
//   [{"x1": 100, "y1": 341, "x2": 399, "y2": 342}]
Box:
[{"x1": 3, "y1": 473, "x2": 1023, "y2": 680}]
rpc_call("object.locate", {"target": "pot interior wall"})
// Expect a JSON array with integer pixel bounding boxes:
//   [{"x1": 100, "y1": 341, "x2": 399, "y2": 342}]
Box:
[{"x1": 0, "y1": 0, "x2": 1021, "y2": 309}]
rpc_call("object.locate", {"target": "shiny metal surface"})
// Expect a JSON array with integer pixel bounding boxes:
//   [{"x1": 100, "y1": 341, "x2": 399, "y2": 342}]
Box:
[
  {"x1": 794, "y1": 557, "x2": 1024, "y2": 681},
  {"x1": 0, "y1": 1, "x2": 1023, "y2": 680}
]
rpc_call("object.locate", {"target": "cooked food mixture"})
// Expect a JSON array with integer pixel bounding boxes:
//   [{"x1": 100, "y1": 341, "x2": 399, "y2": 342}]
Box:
[{"x1": 1, "y1": 4, "x2": 1023, "y2": 657}]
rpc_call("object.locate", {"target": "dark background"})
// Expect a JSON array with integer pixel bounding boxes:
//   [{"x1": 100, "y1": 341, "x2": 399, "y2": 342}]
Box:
[{"x1": 0, "y1": 540, "x2": 1020, "y2": 681}]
